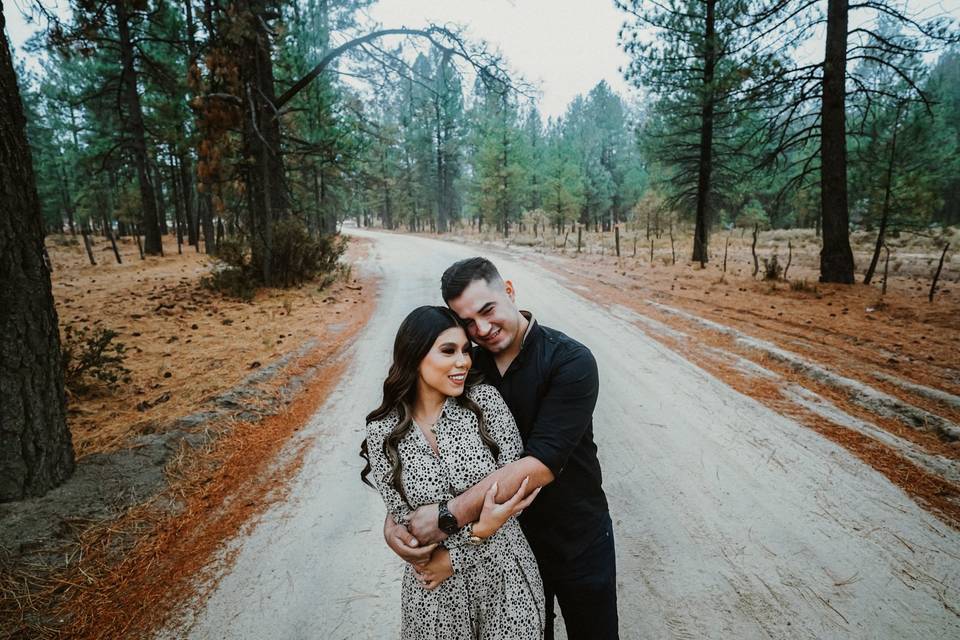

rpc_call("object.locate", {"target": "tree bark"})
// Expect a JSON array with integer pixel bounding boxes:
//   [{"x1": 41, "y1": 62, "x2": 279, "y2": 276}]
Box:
[
  {"x1": 169, "y1": 152, "x2": 185, "y2": 255},
  {"x1": 177, "y1": 153, "x2": 198, "y2": 246},
  {"x1": 819, "y1": 0, "x2": 855, "y2": 283},
  {"x1": 0, "y1": 15, "x2": 75, "y2": 501},
  {"x1": 58, "y1": 162, "x2": 76, "y2": 236},
  {"x1": 115, "y1": 0, "x2": 163, "y2": 255},
  {"x1": 692, "y1": 0, "x2": 716, "y2": 266},
  {"x1": 237, "y1": 0, "x2": 287, "y2": 283},
  {"x1": 153, "y1": 161, "x2": 169, "y2": 236}
]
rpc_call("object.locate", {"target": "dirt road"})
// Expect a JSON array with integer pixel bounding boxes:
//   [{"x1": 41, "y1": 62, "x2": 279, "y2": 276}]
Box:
[{"x1": 163, "y1": 229, "x2": 960, "y2": 639}]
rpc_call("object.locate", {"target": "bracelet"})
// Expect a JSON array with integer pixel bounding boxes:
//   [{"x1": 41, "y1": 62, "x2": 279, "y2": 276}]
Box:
[{"x1": 464, "y1": 523, "x2": 485, "y2": 546}]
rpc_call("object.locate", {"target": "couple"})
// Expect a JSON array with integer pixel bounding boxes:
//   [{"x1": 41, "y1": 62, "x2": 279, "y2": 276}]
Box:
[{"x1": 360, "y1": 257, "x2": 619, "y2": 640}]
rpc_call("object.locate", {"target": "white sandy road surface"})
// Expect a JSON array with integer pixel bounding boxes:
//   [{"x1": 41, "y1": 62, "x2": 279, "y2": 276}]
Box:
[{"x1": 162, "y1": 229, "x2": 960, "y2": 640}]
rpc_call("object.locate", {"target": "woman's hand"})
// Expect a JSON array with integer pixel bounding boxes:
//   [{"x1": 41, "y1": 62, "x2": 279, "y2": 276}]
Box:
[
  {"x1": 413, "y1": 547, "x2": 454, "y2": 590},
  {"x1": 472, "y1": 476, "x2": 542, "y2": 539}
]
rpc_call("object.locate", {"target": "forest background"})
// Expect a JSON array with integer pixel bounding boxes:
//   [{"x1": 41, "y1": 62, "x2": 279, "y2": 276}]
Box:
[
  {"x1": 5, "y1": 0, "x2": 960, "y2": 509},
  {"x1": 9, "y1": 0, "x2": 960, "y2": 279},
  {"x1": 3, "y1": 0, "x2": 960, "y2": 636}
]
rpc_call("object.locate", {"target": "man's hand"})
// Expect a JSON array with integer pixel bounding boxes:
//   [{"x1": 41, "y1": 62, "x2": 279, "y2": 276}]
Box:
[
  {"x1": 413, "y1": 547, "x2": 454, "y2": 591},
  {"x1": 406, "y1": 503, "x2": 448, "y2": 545},
  {"x1": 383, "y1": 514, "x2": 436, "y2": 567}
]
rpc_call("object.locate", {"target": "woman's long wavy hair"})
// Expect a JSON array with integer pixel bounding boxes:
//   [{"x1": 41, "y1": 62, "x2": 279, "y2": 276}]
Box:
[{"x1": 360, "y1": 306, "x2": 500, "y2": 505}]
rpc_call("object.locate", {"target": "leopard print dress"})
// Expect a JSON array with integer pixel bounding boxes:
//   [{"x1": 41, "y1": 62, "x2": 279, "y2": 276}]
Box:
[{"x1": 366, "y1": 384, "x2": 545, "y2": 640}]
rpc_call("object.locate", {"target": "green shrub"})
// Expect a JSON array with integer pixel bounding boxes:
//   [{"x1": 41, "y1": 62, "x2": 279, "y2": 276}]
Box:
[
  {"x1": 215, "y1": 237, "x2": 249, "y2": 270},
  {"x1": 202, "y1": 266, "x2": 257, "y2": 301},
  {"x1": 202, "y1": 238, "x2": 257, "y2": 300},
  {"x1": 62, "y1": 325, "x2": 131, "y2": 393},
  {"x1": 269, "y1": 219, "x2": 347, "y2": 288},
  {"x1": 204, "y1": 222, "x2": 349, "y2": 297}
]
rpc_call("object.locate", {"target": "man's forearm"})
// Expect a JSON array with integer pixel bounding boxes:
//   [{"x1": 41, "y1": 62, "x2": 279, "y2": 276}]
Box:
[{"x1": 448, "y1": 456, "x2": 554, "y2": 527}]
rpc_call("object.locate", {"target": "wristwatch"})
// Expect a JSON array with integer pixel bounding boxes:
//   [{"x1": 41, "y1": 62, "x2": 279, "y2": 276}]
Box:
[{"x1": 437, "y1": 500, "x2": 460, "y2": 535}]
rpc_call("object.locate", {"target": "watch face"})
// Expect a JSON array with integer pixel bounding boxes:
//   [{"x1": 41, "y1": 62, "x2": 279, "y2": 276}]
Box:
[{"x1": 439, "y1": 511, "x2": 459, "y2": 534}]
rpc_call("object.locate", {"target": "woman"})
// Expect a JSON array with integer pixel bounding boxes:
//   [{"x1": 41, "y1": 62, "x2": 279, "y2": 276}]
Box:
[{"x1": 361, "y1": 306, "x2": 545, "y2": 639}]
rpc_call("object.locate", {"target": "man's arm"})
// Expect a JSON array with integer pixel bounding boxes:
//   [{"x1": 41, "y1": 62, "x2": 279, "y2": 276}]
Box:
[
  {"x1": 449, "y1": 456, "x2": 554, "y2": 529},
  {"x1": 405, "y1": 457, "x2": 552, "y2": 544},
  {"x1": 408, "y1": 347, "x2": 598, "y2": 541}
]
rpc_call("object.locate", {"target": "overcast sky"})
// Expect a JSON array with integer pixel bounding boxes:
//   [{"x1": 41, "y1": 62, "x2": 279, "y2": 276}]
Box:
[
  {"x1": 361, "y1": 0, "x2": 635, "y2": 119},
  {"x1": 6, "y1": 0, "x2": 960, "y2": 119}
]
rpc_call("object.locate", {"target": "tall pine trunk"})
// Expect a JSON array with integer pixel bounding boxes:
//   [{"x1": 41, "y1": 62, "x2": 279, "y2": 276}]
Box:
[
  {"x1": 153, "y1": 162, "x2": 169, "y2": 235},
  {"x1": 0, "y1": 16, "x2": 74, "y2": 501},
  {"x1": 692, "y1": 0, "x2": 716, "y2": 265},
  {"x1": 115, "y1": 0, "x2": 163, "y2": 255},
  {"x1": 177, "y1": 152, "x2": 199, "y2": 246},
  {"x1": 819, "y1": 0, "x2": 855, "y2": 283},
  {"x1": 237, "y1": 0, "x2": 287, "y2": 284}
]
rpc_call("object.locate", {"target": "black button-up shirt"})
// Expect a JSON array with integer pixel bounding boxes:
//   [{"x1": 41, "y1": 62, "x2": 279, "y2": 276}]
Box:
[{"x1": 473, "y1": 313, "x2": 609, "y2": 565}]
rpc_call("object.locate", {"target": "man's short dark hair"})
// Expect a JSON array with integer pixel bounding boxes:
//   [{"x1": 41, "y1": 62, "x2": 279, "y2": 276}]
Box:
[{"x1": 441, "y1": 257, "x2": 503, "y2": 302}]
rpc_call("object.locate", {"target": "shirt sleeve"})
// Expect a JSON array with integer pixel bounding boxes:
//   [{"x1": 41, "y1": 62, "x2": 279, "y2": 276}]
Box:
[
  {"x1": 523, "y1": 344, "x2": 600, "y2": 477},
  {"x1": 365, "y1": 417, "x2": 411, "y2": 524}
]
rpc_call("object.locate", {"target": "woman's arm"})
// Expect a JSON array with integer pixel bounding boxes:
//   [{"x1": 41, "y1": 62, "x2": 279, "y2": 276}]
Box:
[{"x1": 365, "y1": 418, "x2": 412, "y2": 530}]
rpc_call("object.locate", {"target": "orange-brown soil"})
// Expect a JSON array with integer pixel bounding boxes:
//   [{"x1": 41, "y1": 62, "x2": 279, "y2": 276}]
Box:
[
  {"x1": 1, "y1": 234, "x2": 377, "y2": 639},
  {"x1": 49, "y1": 234, "x2": 371, "y2": 457}
]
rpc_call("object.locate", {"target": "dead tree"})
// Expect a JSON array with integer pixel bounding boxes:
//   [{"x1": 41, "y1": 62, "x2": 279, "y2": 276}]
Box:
[
  {"x1": 784, "y1": 240, "x2": 793, "y2": 280},
  {"x1": 929, "y1": 243, "x2": 950, "y2": 302}
]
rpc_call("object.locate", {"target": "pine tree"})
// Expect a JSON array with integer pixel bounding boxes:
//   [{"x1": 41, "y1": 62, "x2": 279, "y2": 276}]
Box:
[{"x1": 1, "y1": 8, "x2": 75, "y2": 501}]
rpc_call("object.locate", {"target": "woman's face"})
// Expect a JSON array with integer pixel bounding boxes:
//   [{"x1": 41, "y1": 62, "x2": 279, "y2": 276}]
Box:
[{"x1": 418, "y1": 327, "x2": 472, "y2": 397}]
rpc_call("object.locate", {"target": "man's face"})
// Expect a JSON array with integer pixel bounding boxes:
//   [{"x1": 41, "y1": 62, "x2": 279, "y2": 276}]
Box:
[{"x1": 448, "y1": 278, "x2": 521, "y2": 354}]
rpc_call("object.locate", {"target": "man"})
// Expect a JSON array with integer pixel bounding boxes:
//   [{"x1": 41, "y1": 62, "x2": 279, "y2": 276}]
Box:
[{"x1": 383, "y1": 257, "x2": 618, "y2": 639}]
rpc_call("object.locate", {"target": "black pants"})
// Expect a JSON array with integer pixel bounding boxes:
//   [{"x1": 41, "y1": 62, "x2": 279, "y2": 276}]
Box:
[{"x1": 541, "y1": 515, "x2": 619, "y2": 640}]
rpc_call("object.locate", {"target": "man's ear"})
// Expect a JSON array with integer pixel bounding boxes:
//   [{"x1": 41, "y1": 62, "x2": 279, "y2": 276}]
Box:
[{"x1": 503, "y1": 279, "x2": 516, "y2": 302}]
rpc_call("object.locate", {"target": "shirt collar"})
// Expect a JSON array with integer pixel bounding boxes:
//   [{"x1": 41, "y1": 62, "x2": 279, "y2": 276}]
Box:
[{"x1": 519, "y1": 310, "x2": 538, "y2": 349}]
